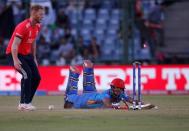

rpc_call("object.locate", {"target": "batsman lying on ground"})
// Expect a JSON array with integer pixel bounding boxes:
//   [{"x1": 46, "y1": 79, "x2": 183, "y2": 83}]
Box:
[{"x1": 64, "y1": 60, "x2": 155, "y2": 110}]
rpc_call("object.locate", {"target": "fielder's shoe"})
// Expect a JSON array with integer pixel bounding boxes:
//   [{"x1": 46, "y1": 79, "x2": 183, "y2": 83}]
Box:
[
  {"x1": 18, "y1": 103, "x2": 36, "y2": 111},
  {"x1": 70, "y1": 66, "x2": 80, "y2": 74},
  {"x1": 24, "y1": 103, "x2": 36, "y2": 111},
  {"x1": 83, "y1": 60, "x2": 93, "y2": 68},
  {"x1": 17, "y1": 103, "x2": 26, "y2": 111}
]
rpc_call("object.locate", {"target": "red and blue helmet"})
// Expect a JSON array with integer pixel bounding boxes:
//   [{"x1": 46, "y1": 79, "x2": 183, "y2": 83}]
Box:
[
  {"x1": 110, "y1": 78, "x2": 125, "y2": 90},
  {"x1": 110, "y1": 78, "x2": 125, "y2": 101}
]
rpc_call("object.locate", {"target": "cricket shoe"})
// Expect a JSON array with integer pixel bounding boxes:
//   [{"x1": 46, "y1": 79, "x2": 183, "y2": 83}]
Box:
[
  {"x1": 18, "y1": 103, "x2": 36, "y2": 111},
  {"x1": 70, "y1": 66, "x2": 80, "y2": 74},
  {"x1": 17, "y1": 103, "x2": 26, "y2": 111},
  {"x1": 24, "y1": 103, "x2": 36, "y2": 111},
  {"x1": 83, "y1": 60, "x2": 93, "y2": 68}
]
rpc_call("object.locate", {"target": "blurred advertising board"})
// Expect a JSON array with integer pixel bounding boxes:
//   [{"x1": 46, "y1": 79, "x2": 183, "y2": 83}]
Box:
[{"x1": 0, "y1": 65, "x2": 189, "y2": 95}]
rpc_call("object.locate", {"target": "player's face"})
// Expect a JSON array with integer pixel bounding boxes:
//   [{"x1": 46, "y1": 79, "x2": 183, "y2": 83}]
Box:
[
  {"x1": 112, "y1": 87, "x2": 123, "y2": 96},
  {"x1": 34, "y1": 9, "x2": 44, "y2": 23}
]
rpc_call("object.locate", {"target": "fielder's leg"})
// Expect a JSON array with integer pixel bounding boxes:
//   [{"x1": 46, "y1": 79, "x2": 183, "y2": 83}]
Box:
[
  {"x1": 83, "y1": 60, "x2": 96, "y2": 93},
  {"x1": 64, "y1": 66, "x2": 80, "y2": 108},
  {"x1": 26, "y1": 57, "x2": 41, "y2": 103},
  {"x1": 65, "y1": 66, "x2": 80, "y2": 96}
]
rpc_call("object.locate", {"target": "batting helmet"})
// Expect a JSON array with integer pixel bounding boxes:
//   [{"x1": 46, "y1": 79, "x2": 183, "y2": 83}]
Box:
[{"x1": 110, "y1": 78, "x2": 125, "y2": 89}]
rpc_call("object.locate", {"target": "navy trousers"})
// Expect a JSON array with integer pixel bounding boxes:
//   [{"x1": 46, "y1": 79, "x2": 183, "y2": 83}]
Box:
[{"x1": 7, "y1": 54, "x2": 41, "y2": 104}]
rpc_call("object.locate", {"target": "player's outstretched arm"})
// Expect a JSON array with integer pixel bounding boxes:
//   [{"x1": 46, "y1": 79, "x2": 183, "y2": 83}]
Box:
[
  {"x1": 127, "y1": 98, "x2": 157, "y2": 110},
  {"x1": 122, "y1": 96, "x2": 157, "y2": 110},
  {"x1": 124, "y1": 96, "x2": 144, "y2": 105},
  {"x1": 102, "y1": 98, "x2": 128, "y2": 110}
]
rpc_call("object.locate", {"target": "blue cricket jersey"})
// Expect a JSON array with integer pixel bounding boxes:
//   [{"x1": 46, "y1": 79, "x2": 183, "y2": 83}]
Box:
[{"x1": 66, "y1": 89, "x2": 130, "y2": 109}]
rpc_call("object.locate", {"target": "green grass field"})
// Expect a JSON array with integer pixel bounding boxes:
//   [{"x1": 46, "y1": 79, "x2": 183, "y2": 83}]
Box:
[{"x1": 0, "y1": 95, "x2": 189, "y2": 131}]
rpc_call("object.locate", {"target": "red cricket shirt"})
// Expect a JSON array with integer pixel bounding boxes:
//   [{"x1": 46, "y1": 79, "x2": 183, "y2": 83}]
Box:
[{"x1": 6, "y1": 18, "x2": 41, "y2": 55}]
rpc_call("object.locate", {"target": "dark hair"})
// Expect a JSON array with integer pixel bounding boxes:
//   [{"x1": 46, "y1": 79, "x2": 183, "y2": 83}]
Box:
[{"x1": 30, "y1": 5, "x2": 44, "y2": 11}]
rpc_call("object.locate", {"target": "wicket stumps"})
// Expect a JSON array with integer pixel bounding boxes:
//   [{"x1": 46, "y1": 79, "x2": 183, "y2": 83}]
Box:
[{"x1": 132, "y1": 61, "x2": 142, "y2": 110}]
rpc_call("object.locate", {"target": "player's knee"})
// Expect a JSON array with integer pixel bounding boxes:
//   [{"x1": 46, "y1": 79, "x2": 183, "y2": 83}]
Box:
[
  {"x1": 24, "y1": 71, "x2": 32, "y2": 80},
  {"x1": 32, "y1": 74, "x2": 41, "y2": 83},
  {"x1": 64, "y1": 101, "x2": 73, "y2": 109},
  {"x1": 36, "y1": 74, "x2": 41, "y2": 82}
]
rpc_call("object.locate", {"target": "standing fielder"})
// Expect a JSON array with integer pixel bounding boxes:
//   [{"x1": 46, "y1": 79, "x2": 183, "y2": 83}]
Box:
[{"x1": 6, "y1": 5, "x2": 44, "y2": 111}]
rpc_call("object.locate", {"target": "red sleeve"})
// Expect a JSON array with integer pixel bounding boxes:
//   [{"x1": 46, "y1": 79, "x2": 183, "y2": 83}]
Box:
[{"x1": 15, "y1": 23, "x2": 27, "y2": 39}]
